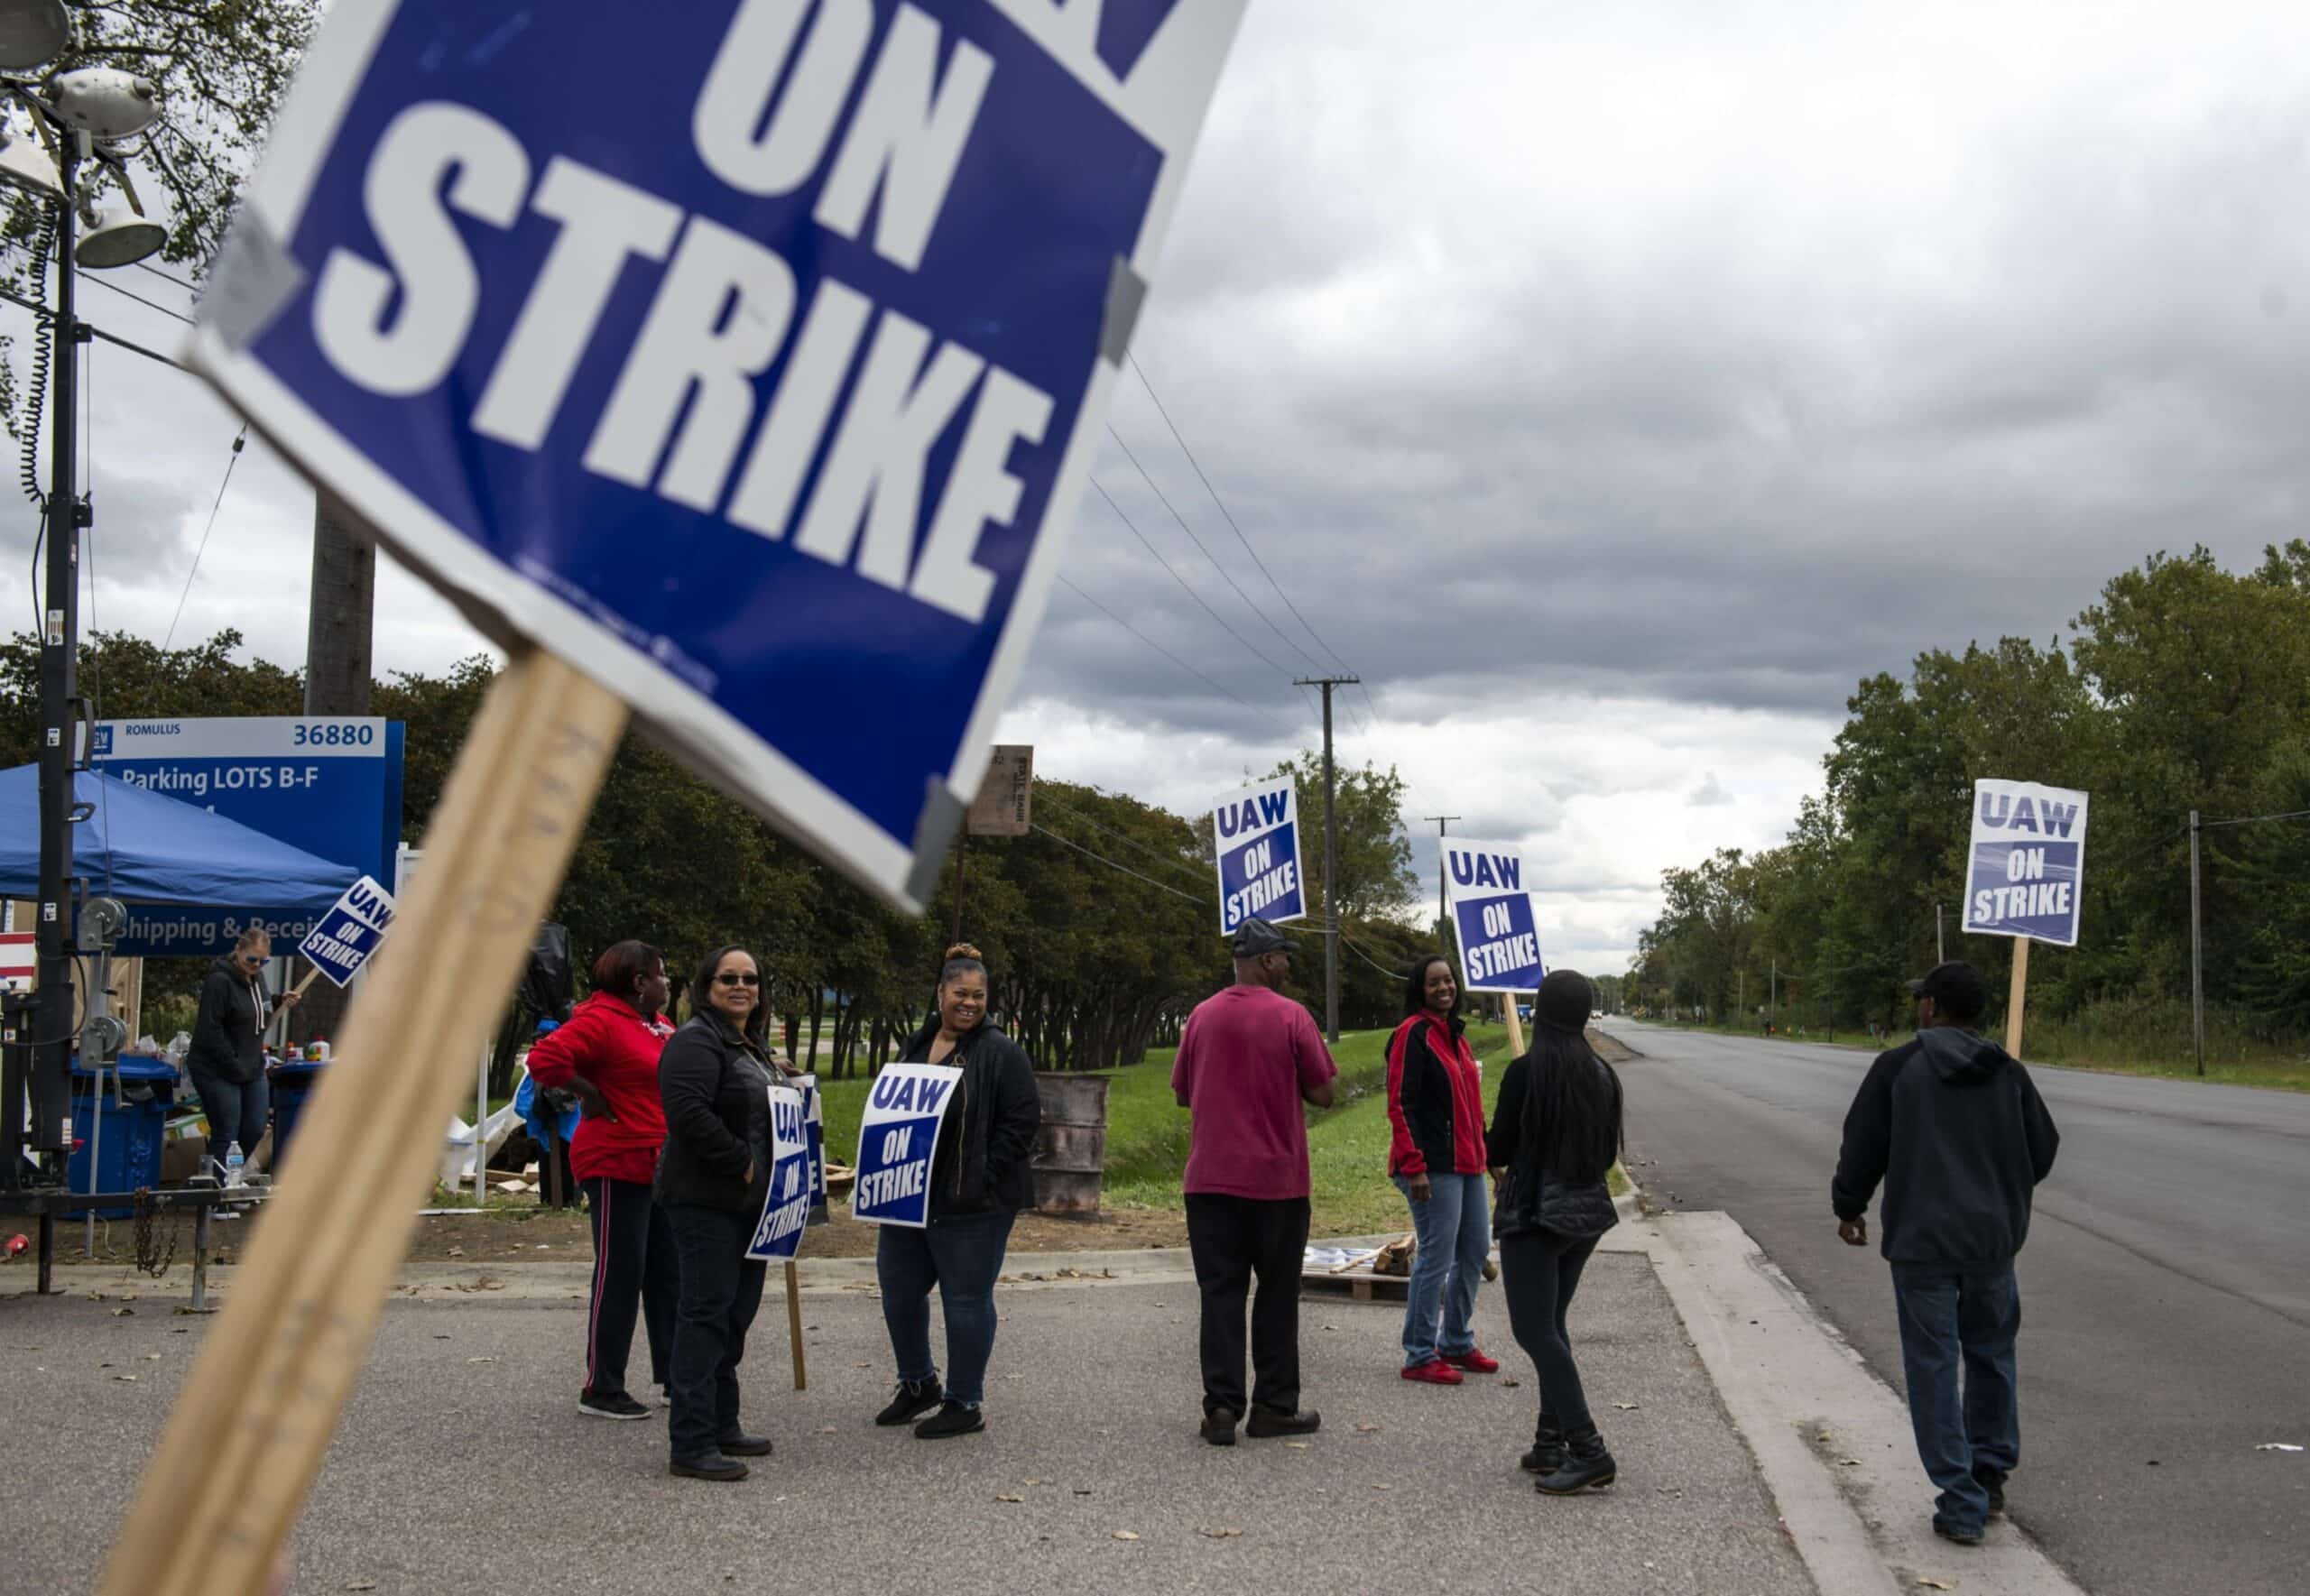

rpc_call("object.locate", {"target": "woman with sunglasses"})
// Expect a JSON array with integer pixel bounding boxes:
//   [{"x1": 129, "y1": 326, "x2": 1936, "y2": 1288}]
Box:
[
  {"x1": 872, "y1": 944, "x2": 1041, "y2": 1439},
  {"x1": 656, "y1": 945, "x2": 786, "y2": 1481},
  {"x1": 184, "y1": 927, "x2": 299, "y2": 1173}
]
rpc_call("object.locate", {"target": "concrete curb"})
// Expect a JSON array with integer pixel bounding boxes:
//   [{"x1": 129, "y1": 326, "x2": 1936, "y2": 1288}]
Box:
[{"x1": 1629, "y1": 1208, "x2": 2086, "y2": 1596}]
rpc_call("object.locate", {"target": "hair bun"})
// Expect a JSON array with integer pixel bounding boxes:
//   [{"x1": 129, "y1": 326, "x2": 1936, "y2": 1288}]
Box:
[{"x1": 944, "y1": 942, "x2": 983, "y2": 962}]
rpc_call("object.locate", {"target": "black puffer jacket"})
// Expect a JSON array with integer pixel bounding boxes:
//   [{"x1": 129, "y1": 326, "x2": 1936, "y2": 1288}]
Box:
[
  {"x1": 897, "y1": 1019, "x2": 1041, "y2": 1221},
  {"x1": 1485, "y1": 1048, "x2": 1621, "y2": 1241},
  {"x1": 188, "y1": 956, "x2": 272, "y2": 1085},
  {"x1": 654, "y1": 1013, "x2": 780, "y2": 1215}
]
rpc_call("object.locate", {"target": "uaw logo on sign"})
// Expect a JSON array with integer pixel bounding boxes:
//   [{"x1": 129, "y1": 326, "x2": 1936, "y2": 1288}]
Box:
[
  {"x1": 296, "y1": 874, "x2": 398, "y2": 987},
  {"x1": 1445, "y1": 840, "x2": 1546, "y2": 993},
  {"x1": 1213, "y1": 776, "x2": 1305, "y2": 934},
  {"x1": 184, "y1": 0, "x2": 1245, "y2": 910},
  {"x1": 1962, "y1": 780, "x2": 2090, "y2": 947},
  {"x1": 746, "y1": 1082, "x2": 813, "y2": 1261}
]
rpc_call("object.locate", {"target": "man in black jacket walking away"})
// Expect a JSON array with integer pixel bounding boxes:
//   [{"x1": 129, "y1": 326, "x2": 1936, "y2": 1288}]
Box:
[{"x1": 1834, "y1": 961, "x2": 2060, "y2": 1547}]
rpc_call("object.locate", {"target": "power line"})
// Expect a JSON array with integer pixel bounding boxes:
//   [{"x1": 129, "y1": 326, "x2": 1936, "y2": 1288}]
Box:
[
  {"x1": 1036, "y1": 793, "x2": 1212, "y2": 886},
  {"x1": 1088, "y1": 475, "x2": 1301, "y2": 681},
  {"x1": 1029, "y1": 821, "x2": 1213, "y2": 908},
  {"x1": 162, "y1": 427, "x2": 247, "y2": 651},
  {"x1": 131, "y1": 259, "x2": 199, "y2": 295},
  {"x1": 1125, "y1": 350, "x2": 1384, "y2": 727},
  {"x1": 1339, "y1": 929, "x2": 1410, "y2": 980},
  {"x1": 1052, "y1": 573, "x2": 1298, "y2": 736},
  {"x1": 2202, "y1": 807, "x2": 2310, "y2": 829},
  {"x1": 0, "y1": 281, "x2": 189, "y2": 373},
  {"x1": 75, "y1": 268, "x2": 195, "y2": 326}
]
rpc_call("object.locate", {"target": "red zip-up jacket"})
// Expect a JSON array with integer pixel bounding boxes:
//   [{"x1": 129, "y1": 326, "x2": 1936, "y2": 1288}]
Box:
[
  {"x1": 1385, "y1": 1012, "x2": 1486, "y2": 1177},
  {"x1": 523, "y1": 992, "x2": 670, "y2": 1186}
]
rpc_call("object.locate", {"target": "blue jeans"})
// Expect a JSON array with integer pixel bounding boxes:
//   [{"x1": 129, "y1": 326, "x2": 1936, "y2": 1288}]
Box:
[
  {"x1": 1392, "y1": 1171, "x2": 1489, "y2": 1365},
  {"x1": 188, "y1": 1069, "x2": 267, "y2": 1167},
  {"x1": 877, "y1": 1208, "x2": 1016, "y2": 1406},
  {"x1": 1892, "y1": 1267, "x2": 2022, "y2": 1532}
]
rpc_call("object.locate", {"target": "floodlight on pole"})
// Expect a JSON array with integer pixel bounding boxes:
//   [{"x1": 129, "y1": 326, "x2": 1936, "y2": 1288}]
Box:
[
  {"x1": 45, "y1": 66, "x2": 159, "y2": 142},
  {"x1": 74, "y1": 197, "x2": 164, "y2": 268},
  {"x1": 0, "y1": 0, "x2": 70, "y2": 73},
  {"x1": 0, "y1": 121, "x2": 59, "y2": 199}
]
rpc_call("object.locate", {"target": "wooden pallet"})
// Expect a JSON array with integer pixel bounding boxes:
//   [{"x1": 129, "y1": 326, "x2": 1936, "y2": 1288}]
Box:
[{"x1": 1300, "y1": 1266, "x2": 1409, "y2": 1303}]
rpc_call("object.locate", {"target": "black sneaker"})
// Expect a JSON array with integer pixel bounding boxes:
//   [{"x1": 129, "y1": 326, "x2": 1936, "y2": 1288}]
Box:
[
  {"x1": 1975, "y1": 1470, "x2": 2008, "y2": 1517},
  {"x1": 669, "y1": 1453, "x2": 749, "y2": 1481},
  {"x1": 1245, "y1": 1407, "x2": 1321, "y2": 1439},
  {"x1": 578, "y1": 1390, "x2": 651, "y2": 1421},
  {"x1": 875, "y1": 1377, "x2": 944, "y2": 1427},
  {"x1": 717, "y1": 1433, "x2": 773, "y2": 1457},
  {"x1": 1934, "y1": 1515, "x2": 1985, "y2": 1546},
  {"x1": 1200, "y1": 1407, "x2": 1240, "y2": 1447},
  {"x1": 914, "y1": 1400, "x2": 985, "y2": 1440}
]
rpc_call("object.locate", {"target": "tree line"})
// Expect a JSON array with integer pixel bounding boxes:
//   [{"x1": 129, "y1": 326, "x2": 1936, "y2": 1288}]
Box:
[
  {"x1": 1626, "y1": 542, "x2": 2310, "y2": 1053},
  {"x1": 0, "y1": 631, "x2": 1436, "y2": 1085}
]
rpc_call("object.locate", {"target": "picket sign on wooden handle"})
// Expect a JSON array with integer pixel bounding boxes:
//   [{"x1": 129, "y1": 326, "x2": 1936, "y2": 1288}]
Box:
[
  {"x1": 290, "y1": 964, "x2": 324, "y2": 1000},
  {"x1": 2004, "y1": 936, "x2": 2030, "y2": 1060},
  {"x1": 101, "y1": 650, "x2": 628, "y2": 1596}
]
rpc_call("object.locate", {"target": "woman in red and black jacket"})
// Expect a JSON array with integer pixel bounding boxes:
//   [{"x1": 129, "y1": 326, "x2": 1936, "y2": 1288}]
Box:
[
  {"x1": 1384, "y1": 955, "x2": 1500, "y2": 1385},
  {"x1": 524, "y1": 939, "x2": 678, "y2": 1420}
]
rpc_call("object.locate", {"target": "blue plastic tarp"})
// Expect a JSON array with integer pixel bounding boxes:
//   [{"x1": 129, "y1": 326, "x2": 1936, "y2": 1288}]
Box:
[{"x1": 0, "y1": 765, "x2": 359, "y2": 909}]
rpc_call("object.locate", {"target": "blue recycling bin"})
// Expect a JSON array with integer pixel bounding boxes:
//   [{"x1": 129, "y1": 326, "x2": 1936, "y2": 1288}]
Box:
[
  {"x1": 68, "y1": 1057, "x2": 179, "y2": 1217},
  {"x1": 268, "y1": 1060, "x2": 329, "y2": 1170}
]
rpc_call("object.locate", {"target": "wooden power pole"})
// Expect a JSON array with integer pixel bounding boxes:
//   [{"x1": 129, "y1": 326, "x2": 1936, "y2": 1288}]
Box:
[{"x1": 1296, "y1": 676, "x2": 1358, "y2": 1043}]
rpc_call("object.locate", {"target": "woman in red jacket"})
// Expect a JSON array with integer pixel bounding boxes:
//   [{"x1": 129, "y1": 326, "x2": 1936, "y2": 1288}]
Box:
[
  {"x1": 525, "y1": 939, "x2": 678, "y2": 1420},
  {"x1": 1384, "y1": 955, "x2": 1499, "y2": 1386}
]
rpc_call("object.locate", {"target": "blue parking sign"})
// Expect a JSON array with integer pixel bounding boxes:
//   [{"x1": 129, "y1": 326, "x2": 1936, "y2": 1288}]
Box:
[{"x1": 187, "y1": 0, "x2": 1244, "y2": 907}]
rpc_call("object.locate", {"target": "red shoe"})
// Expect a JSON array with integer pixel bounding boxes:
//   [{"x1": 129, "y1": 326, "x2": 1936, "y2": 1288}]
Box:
[
  {"x1": 1445, "y1": 1348, "x2": 1502, "y2": 1375},
  {"x1": 1400, "y1": 1359, "x2": 1465, "y2": 1386}
]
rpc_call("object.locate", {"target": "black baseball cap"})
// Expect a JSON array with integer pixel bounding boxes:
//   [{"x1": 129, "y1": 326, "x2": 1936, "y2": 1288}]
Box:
[
  {"x1": 1906, "y1": 961, "x2": 1987, "y2": 1022},
  {"x1": 1230, "y1": 918, "x2": 1299, "y2": 958}
]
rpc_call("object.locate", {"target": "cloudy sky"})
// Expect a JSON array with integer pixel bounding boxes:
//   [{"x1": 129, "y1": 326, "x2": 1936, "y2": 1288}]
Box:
[{"x1": 8, "y1": 0, "x2": 2309, "y2": 974}]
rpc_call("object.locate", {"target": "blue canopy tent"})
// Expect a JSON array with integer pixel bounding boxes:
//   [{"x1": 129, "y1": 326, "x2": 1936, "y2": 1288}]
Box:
[{"x1": 0, "y1": 765, "x2": 359, "y2": 908}]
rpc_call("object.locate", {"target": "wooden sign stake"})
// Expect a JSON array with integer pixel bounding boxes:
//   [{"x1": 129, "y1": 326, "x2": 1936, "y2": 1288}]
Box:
[
  {"x1": 2003, "y1": 936, "x2": 2029, "y2": 1059},
  {"x1": 102, "y1": 650, "x2": 627, "y2": 1596},
  {"x1": 1502, "y1": 999, "x2": 1526, "y2": 1059},
  {"x1": 786, "y1": 1259, "x2": 807, "y2": 1390}
]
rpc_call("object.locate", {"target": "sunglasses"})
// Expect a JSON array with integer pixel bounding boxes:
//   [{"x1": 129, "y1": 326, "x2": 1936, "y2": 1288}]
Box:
[{"x1": 713, "y1": 971, "x2": 762, "y2": 987}]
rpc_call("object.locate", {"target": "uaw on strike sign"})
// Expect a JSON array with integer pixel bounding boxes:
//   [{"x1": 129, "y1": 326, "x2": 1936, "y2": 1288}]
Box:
[
  {"x1": 1213, "y1": 776, "x2": 1305, "y2": 934},
  {"x1": 1962, "y1": 779, "x2": 2090, "y2": 947},
  {"x1": 185, "y1": 0, "x2": 1244, "y2": 909},
  {"x1": 1446, "y1": 839, "x2": 1547, "y2": 993}
]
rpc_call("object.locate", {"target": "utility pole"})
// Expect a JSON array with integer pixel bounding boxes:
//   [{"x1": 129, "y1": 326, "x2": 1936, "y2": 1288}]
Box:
[
  {"x1": 295, "y1": 491, "x2": 377, "y2": 1048},
  {"x1": 1935, "y1": 901, "x2": 1945, "y2": 964},
  {"x1": 2189, "y1": 809, "x2": 2204, "y2": 1078},
  {"x1": 1424, "y1": 814, "x2": 1460, "y2": 946},
  {"x1": 32, "y1": 136, "x2": 85, "y2": 1176},
  {"x1": 1296, "y1": 676, "x2": 1358, "y2": 1043}
]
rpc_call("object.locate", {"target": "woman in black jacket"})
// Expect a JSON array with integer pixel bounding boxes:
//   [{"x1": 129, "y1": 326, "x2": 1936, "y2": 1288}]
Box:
[
  {"x1": 656, "y1": 944, "x2": 786, "y2": 1482},
  {"x1": 872, "y1": 943, "x2": 1041, "y2": 1440},
  {"x1": 1487, "y1": 968, "x2": 1625, "y2": 1495},
  {"x1": 185, "y1": 928, "x2": 299, "y2": 1169}
]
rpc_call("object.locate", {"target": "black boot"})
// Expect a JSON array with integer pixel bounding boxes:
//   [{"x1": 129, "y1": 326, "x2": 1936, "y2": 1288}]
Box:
[
  {"x1": 1535, "y1": 1425, "x2": 1616, "y2": 1494},
  {"x1": 1520, "y1": 1413, "x2": 1565, "y2": 1475},
  {"x1": 874, "y1": 1377, "x2": 943, "y2": 1426}
]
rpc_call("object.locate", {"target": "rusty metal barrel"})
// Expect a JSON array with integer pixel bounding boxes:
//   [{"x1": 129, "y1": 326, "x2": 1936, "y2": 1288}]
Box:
[{"x1": 1030, "y1": 1072, "x2": 1110, "y2": 1214}]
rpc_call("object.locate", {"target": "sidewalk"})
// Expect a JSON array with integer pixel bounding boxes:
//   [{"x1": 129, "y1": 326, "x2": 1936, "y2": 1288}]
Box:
[{"x1": 6, "y1": 1240, "x2": 1803, "y2": 1595}]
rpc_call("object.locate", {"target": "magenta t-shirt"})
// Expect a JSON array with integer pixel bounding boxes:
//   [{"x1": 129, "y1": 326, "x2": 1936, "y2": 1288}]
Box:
[{"x1": 1171, "y1": 985, "x2": 1338, "y2": 1199}]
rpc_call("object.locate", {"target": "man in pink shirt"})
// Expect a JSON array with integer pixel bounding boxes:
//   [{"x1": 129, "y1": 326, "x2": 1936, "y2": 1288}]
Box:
[{"x1": 1171, "y1": 918, "x2": 1338, "y2": 1445}]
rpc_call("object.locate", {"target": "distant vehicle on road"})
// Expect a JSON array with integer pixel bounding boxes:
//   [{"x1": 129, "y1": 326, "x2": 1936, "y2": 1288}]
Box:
[
  {"x1": 1517, "y1": 1004, "x2": 1533, "y2": 1020},
  {"x1": 1592, "y1": 1010, "x2": 1604, "y2": 1019}
]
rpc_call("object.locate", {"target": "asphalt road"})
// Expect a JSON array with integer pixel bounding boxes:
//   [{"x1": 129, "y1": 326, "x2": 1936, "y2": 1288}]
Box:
[
  {"x1": 3, "y1": 1256, "x2": 1809, "y2": 1595},
  {"x1": 1606, "y1": 1019, "x2": 2310, "y2": 1596}
]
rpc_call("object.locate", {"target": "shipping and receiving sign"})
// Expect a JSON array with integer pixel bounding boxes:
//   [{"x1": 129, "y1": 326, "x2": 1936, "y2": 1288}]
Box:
[
  {"x1": 851, "y1": 1060, "x2": 961, "y2": 1228},
  {"x1": 1446, "y1": 839, "x2": 1546, "y2": 993},
  {"x1": 1213, "y1": 776, "x2": 1305, "y2": 934},
  {"x1": 91, "y1": 717, "x2": 404, "y2": 956},
  {"x1": 746, "y1": 1081, "x2": 813, "y2": 1261},
  {"x1": 186, "y1": 0, "x2": 1245, "y2": 909},
  {"x1": 1962, "y1": 780, "x2": 2090, "y2": 946},
  {"x1": 296, "y1": 875, "x2": 398, "y2": 987}
]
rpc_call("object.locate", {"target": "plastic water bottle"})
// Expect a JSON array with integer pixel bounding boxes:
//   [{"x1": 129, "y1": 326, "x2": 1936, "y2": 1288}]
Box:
[{"x1": 223, "y1": 1140, "x2": 245, "y2": 1189}]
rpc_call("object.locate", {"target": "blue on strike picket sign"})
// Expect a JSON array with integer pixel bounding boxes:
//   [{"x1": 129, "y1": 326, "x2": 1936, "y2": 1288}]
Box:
[
  {"x1": 1961, "y1": 779, "x2": 2090, "y2": 947},
  {"x1": 297, "y1": 874, "x2": 398, "y2": 987},
  {"x1": 91, "y1": 717, "x2": 405, "y2": 955},
  {"x1": 851, "y1": 1060, "x2": 962, "y2": 1228},
  {"x1": 1212, "y1": 776, "x2": 1305, "y2": 934},
  {"x1": 1446, "y1": 840, "x2": 1547, "y2": 993},
  {"x1": 795, "y1": 1071, "x2": 830, "y2": 1226},
  {"x1": 185, "y1": 0, "x2": 1244, "y2": 909},
  {"x1": 747, "y1": 1082, "x2": 814, "y2": 1261}
]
